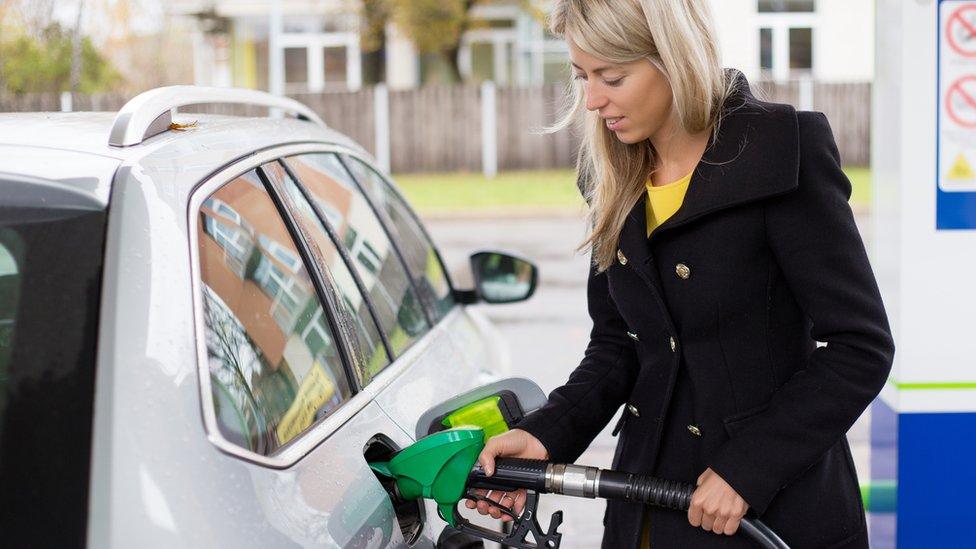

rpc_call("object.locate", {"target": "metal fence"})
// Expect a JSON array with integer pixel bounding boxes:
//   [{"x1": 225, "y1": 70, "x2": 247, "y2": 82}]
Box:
[{"x1": 0, "y1": 80, "x2": 870, "y2": 172}]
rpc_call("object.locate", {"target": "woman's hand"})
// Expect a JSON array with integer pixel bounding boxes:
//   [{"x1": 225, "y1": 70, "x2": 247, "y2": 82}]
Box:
[
  {"x1": 688, "y1": 467, "x2": 749, "y2": 536},
  {"x1": 464, "y1": 428, "x2": 550, "y2": 522}
]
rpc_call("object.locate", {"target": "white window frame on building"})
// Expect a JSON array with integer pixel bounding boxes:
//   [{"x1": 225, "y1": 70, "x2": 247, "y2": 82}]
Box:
[
  {"x1": 515, "y1": 12, "x2": 569, "y2": 86},
  {"x1": 458, "y1": 4, "x2": 520, "y2": 85},
  {"x1": 756, "y1": 0, "x2": 818, "y2": 82},
  {"x1": 279, "y1": 32, "x2": 362, "y2": 92},
  {"x1": 458, "y1": 4, "x2": 566, "y2": 87}
]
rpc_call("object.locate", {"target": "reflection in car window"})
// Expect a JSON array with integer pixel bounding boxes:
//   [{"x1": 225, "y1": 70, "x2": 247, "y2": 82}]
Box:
[
  {"x1": 197, "y1": 170, "x2": 352, "y2": 455},
  {"x1": 342, "y1": 156, "x2": 455, "y2": 321},
  {"x1": 262, "y1": 161, "x2": 391, "y2": 385},
  {"x1": 284, "y1": 153, "x2": 429, "y2": 357}
]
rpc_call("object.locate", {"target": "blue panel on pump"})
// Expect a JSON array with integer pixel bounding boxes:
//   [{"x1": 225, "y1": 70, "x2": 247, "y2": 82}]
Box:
[{"x1": 897, "y1": 412, "x2": 976, "y2": 547}]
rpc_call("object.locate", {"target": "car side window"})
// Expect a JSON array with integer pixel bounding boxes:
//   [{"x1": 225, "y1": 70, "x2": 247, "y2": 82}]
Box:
[
  {"x1": 197, "y1": 169, "x2": 352, "y2": 456},
  {"x1": 283, "y1": 153, "x2": 429, "y2": 357},
  {"x1": 261, "y1": 161, "x2": 391, "y2": 385},
  {"x1": 342, "y1": 155, "x2": 456, "y2": 321}
]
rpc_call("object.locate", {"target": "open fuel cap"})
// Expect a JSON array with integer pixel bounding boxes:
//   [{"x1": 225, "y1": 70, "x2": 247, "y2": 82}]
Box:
[
  {"x1": 441, "y1": 396, "x2": 510, "y2": 440},
  {"x1": 368, "y1": 427, "x2": 485, "y2": 526}
]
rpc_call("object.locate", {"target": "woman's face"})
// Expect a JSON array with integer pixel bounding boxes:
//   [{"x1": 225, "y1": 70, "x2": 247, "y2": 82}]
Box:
[{"x1": 568, "y1": 40, "x2": 675, "y2": 145}]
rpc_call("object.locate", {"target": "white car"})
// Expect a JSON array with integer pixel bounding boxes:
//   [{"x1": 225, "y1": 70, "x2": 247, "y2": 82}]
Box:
[{"x1": 0, "y1": 87, "x2": 544, "y2": 548}]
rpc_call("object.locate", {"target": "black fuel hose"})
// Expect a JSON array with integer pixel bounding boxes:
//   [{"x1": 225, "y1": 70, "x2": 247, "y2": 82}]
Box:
[{"x1": 468, "y1": 458, "x2": 790, "y2": 549}]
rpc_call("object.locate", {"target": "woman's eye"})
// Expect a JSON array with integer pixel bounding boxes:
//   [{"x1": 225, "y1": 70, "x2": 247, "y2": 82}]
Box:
[
  {"x1": 604, "y1": 78, "x2": 623, "y2": 87},
  {"x1": 573, "y1": 73, "x2": 587, "y2": 82}
]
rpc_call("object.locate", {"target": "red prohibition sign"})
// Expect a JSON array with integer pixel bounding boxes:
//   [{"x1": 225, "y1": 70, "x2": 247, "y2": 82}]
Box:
[
  {"x1": 947, "y1": 76, "x2": 976, "y2": 128},
  {"x1": 947, "y1": 4, "x2": 976, "y2": 57}
]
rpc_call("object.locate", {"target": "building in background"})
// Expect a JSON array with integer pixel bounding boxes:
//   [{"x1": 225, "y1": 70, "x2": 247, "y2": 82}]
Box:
[
  {"x1": 712, "y1": 0, "x2": 874, "y2": 83},
  {"x1": 169, "y1": 0, "x2": 362, "y2": 92},
  {"x1": 169, "y1": 0, "x2": 873, "y2": 92},
  {"x1": 168, "y1": 0, "x2": 568, "y2": 91},
  {"x1": 454, "y1": 3, "x2": 568, "y2": 87}
]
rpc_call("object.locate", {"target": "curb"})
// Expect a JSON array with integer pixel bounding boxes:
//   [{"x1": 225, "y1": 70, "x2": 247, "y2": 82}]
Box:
[{"x1": 417, "y1": 207, "x2": 586, "y2": 221}]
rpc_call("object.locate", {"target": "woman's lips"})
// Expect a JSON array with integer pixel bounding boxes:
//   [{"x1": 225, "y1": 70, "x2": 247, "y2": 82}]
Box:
[{"x1": 606, "y1": 116, "x2": 624, "y2": 131}]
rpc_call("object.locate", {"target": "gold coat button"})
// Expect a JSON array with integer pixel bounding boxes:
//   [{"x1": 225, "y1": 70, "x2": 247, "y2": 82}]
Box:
[
  {"x1": 687, "y1": 425, "x2": 702, "y2": 436},
  {"x1": 669, "y1": 337, "x2": 677, "y2": 352},
  {"x1": 617, "y1": 249, "x2": 628, "y2": 265},
  {"x1": 627, "y1": 331, "x2": 639, "y2": 342},
  {"x1": 675, "y1": 263, "x2": 691, "y2": 279},
  {"x1": 626, "y1": 404, "x2": 641, "y2": 417}
]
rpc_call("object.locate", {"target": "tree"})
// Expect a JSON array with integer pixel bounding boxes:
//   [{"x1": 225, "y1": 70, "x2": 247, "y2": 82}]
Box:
[
  {"x1": 390, "y1": 0, "x2": 473, "y2": 83},
  {"x1": 360, "y1": 0, "x2": 538, "y2": 82},
  {"x1": 98, "y1": 0, "x2": 196, "y2": 94},
  {"x1": 0, "y1": 22, "x2": 120, "y2": 94},
  {"x1": 360, "y1": 0, "x2": 392, "y2": 84}
]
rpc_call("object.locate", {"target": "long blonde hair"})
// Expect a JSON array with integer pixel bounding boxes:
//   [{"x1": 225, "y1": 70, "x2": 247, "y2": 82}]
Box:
[{"x1": 548, "y1": 0, "x2": 734, "y2": 272}]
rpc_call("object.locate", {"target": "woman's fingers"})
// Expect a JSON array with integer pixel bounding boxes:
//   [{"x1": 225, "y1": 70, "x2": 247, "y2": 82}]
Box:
[
  {"x1": 486, "y1": 490, "x2": 507, "y2": 519},
  {"x1": 513, "y1": 489, "x2": 525, "y2": 514},
  {"x1": 469, "y1": 488, "x2": 511, "y2": 517},
  {"x1": 689, "y1": 499, "x2": 744, "y2": 537},
  {"x1": 687, "y1": 496, "x2": 704, "y2": 527},
  {"x1": 700, "y1": 512, "x2": 715, "y2": 532},
  {"x1": 464, "y1": 488, "x2": 484, "y2": 509},
  {"x1": 723, "y1": 516, "x2": 741, "y2": 536},
  {"x1": 477, "y1": 437, "x2": 505, "y2": 477},
  {"x1": 497, "y1": 491, "x2": 518, "y2": 522},
  {"x1": 711, "y1": 515, "x2": 727, "y2": 535},
  {"x1": 478, "y1": 430, "x2": 524, "y2": 476},
  {"x1": 496, "y1": 489, "x2": 528, "y2": 521},
  {"x1": 471, "y1": 489, "x2": 491, "y2": 514},
  {"x1": 689, "y1": 468, "x2": 748, "y2": 536},
  {"x1": 476, "y1": 429, "x2": 549, "y2": 476},
  {"x1": 464, "y1": 488, "x2": 528, "y2": 520}
]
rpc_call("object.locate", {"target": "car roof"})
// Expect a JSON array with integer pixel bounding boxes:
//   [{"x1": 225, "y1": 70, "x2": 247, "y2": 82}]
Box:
[{"x1": 0, "y1": 111, "x2": 369, "y2": 207}]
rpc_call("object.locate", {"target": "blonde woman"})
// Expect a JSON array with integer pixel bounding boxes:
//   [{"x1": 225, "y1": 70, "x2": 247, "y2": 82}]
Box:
[{"x1": 466, "y1": 0, "x2": 894, "y2": 547}]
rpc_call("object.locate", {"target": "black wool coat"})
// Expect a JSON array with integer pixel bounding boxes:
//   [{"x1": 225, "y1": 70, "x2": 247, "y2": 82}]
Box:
[{"x1": 517, "y1": 72, "x2": 895, "y2": 549}]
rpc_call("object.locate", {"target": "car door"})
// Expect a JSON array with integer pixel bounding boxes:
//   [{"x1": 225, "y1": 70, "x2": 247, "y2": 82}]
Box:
[{"x1": 189, "y1": 163, "x2": 432, "y2": 548}]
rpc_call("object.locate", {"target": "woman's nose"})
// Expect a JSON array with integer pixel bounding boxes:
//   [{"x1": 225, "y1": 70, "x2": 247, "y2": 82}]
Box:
[{"x1": 584, "y1": 84, "x2": 608, "y2": 111}]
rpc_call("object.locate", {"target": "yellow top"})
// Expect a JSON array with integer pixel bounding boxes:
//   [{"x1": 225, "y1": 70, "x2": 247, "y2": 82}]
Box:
[{"x1": 645, "y1": 171, "x2": 693, "y2": 237}]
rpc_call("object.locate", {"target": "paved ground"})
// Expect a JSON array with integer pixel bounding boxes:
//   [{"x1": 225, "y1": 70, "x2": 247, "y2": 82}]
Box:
[{"x1": 425, "y1": 211, "x2": 876, "y2": 549}]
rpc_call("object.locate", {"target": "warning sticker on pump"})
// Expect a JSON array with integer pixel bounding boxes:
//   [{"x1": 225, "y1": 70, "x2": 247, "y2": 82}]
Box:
[{"x1": 940, "y1": 1, "x2": 976, "y2": 191}]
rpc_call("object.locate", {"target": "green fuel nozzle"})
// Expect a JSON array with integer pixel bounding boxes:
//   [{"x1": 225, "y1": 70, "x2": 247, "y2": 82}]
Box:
[
  {"x1": 368, "y1": 426, "x2": 564, "y2": 548},
  {"x1": 368, "y1": 427, "x2": 485, "y2": 527}
]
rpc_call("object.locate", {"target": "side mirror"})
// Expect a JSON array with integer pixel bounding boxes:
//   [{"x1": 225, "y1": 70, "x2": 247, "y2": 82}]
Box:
[{"x1": 468, "y1": 251, "x2": 538, "y2": 304}]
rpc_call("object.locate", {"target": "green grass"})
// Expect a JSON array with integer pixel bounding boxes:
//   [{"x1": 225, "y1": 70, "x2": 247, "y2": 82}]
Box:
[
  {"x1": 392, "y1": 169, "x2": 583, "y2": 214},
  {"x1": 393, "y1": 167, "x2": 872, "y2": 214},
  {"x1": 845, "y1": 167, "x2": 871, "y2": 208}
]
